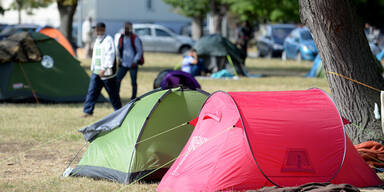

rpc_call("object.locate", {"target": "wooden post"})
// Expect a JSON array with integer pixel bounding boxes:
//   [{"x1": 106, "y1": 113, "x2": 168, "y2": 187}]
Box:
[{"x1": 381, "y1": 91, "x2": 384, "y2": 134}]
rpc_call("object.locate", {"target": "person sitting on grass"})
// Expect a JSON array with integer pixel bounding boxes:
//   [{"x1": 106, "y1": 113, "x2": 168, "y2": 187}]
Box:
[{"x1": 181, "y1": 48, "x2": 206, "y2": 76}]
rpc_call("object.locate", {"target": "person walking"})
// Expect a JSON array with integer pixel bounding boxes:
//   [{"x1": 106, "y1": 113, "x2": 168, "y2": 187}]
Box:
[
  {"x1": 236, "y1": 21, "x2": 252, "y2": 59},
  {"x1": 83, "y1": 22, "x2": 122, "y2": 117},
  {"x1": 116, "y1": 22, "x2": 143, "y2": 100}
]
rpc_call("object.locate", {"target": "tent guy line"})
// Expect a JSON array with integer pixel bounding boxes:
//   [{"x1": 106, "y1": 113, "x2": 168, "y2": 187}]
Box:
[
  {"x1": 135, "y1": 122, "x2": 189, "y2": 146},
  {"x1": 66, "y1": 120, "x2": 191, "y2": 176},
  {"x1": 326, "y1": 71, "x2": 382, "y2": 131},
  {"x1": 326, "y1": 71, "x2": 382, "y2": 92},
  {"x1": 18, "y1": 62, "x2": 39, "y2": 104},
  {"x1": 1, "y1": 129, "x2": 77, "y2": 165}
]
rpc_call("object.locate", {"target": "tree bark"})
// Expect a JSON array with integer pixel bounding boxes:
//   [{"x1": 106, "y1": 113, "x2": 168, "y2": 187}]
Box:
[
  {"x1": 208, "y1": 0, "x2": 227, "y2": 35},
  {"x1": 299, "y1": 0, "x2": 384, "y2": 144},
  {"x1": 16, "y1": 0, "x2": 22, "y2": 24},
  {"x1": 57, "y1": 1, "x2": 78, "y2": 43},
  {"x1": 18, "y1": 8, "x2": 21, "y2": 24},
  {"x1": 191, "y1": 17, "x2": 203, "y2": 41}
]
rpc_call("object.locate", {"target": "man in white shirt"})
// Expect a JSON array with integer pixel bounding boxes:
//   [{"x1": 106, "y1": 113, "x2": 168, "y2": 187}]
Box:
[
  {"x1": 116, "y1": 22, "x2": 143, "y2": 100},
  {"x1": 83, "y1": 22, "x2": 122, "y2": 117}
]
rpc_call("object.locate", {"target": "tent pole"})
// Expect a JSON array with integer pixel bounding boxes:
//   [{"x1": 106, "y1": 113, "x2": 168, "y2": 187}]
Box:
[
  {"x1": 18, "y1": 62, "x2": 40, "y2": 104},
  {"x1": 226, "y1": 55, "x2": 238, "y2": 77}
]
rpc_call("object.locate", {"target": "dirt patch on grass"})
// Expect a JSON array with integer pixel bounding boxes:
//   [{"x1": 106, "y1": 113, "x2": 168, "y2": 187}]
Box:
[
  {"x1": 0, "y1": 142, "x2": 34, "y2": 153},
  {"x1": 24, "y1": 152, "x2": 57, "y2": 161},
  {"x1": 0, "y1": 140, "x2": 84, "y2": 182}
]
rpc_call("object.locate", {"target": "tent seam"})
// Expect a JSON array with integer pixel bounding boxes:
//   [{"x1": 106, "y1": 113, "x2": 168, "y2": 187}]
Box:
[
  {"x1": 125, "y1": 89, "x2": 172, "y2": 183},
  {"x1": 225, "y1": 91, "x2": 281, "y2": 187},
  {"x1": 313, "y1": 88, "x2": 347, "y2": 182}
]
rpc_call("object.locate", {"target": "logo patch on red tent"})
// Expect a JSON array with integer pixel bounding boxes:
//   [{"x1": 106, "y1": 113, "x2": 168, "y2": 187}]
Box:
[{"x1": 281, "y1": 148, "x2": 314, "y2": 173}]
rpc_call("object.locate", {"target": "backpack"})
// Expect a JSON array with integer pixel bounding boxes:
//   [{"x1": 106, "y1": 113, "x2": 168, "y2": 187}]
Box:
[{"x1": 118, "y1": 33, "x2": 144, "y2": 65}]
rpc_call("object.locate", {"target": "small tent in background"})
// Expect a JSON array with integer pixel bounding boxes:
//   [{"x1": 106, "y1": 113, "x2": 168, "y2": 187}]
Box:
[
  {"x1": 37, "y1": 26, "x2": 76, "y2": 57},
  {"x1": 158, "y1": 89, "x2": 383, "y2": 192},
  {"x1": 194, "y1": 34, "x2": 247, "y2": 76},
  {"x1": 69, "y1": 87, "x2": 209, "y2": 183},
  {"x1": 306, "y1": 55, "x2": 325, "y2": 78},
  {"x1": 308, "y1": 45, "x2": 384, "y2": 78},
  {"x1": 0, "y1": 32, "x2": 104, "y2": 102}
]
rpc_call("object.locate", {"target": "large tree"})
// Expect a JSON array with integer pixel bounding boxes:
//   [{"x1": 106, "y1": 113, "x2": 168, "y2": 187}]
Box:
[
  {"x1": 163, "y1": 0, "x2": 209, "y2": 40},
  {"x1": 57, "y1": 0, "x2": 77, "y2": 43},
  {"x1": 299, "y1": 0, "x2": 384, "y2": 144}
]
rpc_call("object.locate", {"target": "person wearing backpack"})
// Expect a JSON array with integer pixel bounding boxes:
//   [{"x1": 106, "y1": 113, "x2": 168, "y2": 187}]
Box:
[{"x1": 116, "y1": 21, "x2": 144, "y2": 100}]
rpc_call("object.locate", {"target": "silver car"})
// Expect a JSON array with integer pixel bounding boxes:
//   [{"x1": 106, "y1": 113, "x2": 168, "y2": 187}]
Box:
[{"x1": 133, "y1": 24, "x2": 194, "y2": 53}]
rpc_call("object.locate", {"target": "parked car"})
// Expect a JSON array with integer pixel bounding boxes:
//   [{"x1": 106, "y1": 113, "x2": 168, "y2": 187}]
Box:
[
  {"x1": 255, "y1": 24, "x2": 296, "y2": 57},
  {"x1": 132, "y1": 24, "x2": 195, "y2": 53},
  {"x1": 0, "y1": 24, "x2": 40, "y2": 39},
  {"x1": 0, "y1": 24, "x2": 9, "y2": 33},
  {"x1": 283, "y1": 27, "x2": 318, "y2": 61}
]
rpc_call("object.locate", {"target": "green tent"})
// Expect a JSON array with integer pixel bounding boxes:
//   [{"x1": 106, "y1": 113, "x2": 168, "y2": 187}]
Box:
[
  {"x1": 69, "y1": 87, "x2": 209, "y2": 183},
  {"x1": 194, "y1": 34, "x2": 247, "y2": 76},
  {"x1": 0, "y1": 32, "x2": 104, "y2": 102}
]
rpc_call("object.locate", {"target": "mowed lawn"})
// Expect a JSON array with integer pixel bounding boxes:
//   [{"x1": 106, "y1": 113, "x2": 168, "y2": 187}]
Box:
[{"x1": 0, "y1": 52, "x2": 375, "y2": 192}]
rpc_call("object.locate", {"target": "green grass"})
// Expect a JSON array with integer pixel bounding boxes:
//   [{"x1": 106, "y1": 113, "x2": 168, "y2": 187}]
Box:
[{"x1": 0, "y1": 52, "x2": 379, "y2": 191}]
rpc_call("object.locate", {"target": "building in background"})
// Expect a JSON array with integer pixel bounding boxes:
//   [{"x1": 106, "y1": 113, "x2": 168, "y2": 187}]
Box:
[
  {"x1": 76, "y1": 0, "x2": 191, "y2": 38},
  {"x1": 0, "y1": 0, "x2": 191, "y2": 44}
]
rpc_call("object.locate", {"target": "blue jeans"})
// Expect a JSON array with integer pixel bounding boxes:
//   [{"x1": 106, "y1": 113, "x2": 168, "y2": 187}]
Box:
[
  {"x1": 190, "y1": 60, "x2": 206, "y2": 76},
  {"x1": 83, "y1": 74, "x2": 122, "y2": 115},
  {"x1": 116, "y1": 65, "x2": 138, "y2": 99}
]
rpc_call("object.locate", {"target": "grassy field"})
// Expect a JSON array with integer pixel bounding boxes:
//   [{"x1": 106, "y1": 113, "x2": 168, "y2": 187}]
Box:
[{"x1": 0, "y1": 53, "x2": 381, "y2": 191}]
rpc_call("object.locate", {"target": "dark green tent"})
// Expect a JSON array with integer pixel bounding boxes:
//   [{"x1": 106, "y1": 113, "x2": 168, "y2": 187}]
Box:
[
  {"x1": 0, "y1": 32, "x2": 104, "y2": 102},
  {"x1": 69, "y1": 87, "x2": 209, "y2": 183},
  {"x1": 194, "y1": 34, "x2": 247, "y2": 76}
]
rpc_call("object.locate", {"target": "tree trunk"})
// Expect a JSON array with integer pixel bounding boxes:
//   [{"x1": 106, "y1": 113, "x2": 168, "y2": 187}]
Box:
[
  {"x1": 208, "y1": 0, "x2": 227, "y2": 35},
  {"x1": 299, "y1": 0, "x2": 384, "y2": 144},
  {"x1": 57, "y1": 1, "x2": 78, "y2": 43},
  {"x1": 18, "y1": 7, "x2": 21, "y2": 24},
  {"x1": 16, "y1": 0, "x2": 22, "y2": 24},
  {"x1": 191, "y1": 17, "x2": 203, "y2": 41}
]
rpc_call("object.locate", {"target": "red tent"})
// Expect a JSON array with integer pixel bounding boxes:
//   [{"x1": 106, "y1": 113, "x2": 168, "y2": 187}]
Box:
[{"x1": 158, "y1": 89, "x2": 383, "y2": 192}]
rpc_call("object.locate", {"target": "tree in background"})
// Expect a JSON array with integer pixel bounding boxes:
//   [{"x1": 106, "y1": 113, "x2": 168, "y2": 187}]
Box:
[
  {"x1": 223, "y1": 0, "x2": 299, "y2": 23},
  {"x1": 57, "y1": 0, "x2": 77, "y2": 43},
  {"x1": 10, "y1": 0, "x2": 51, "y2": 24},
  {"x1": 163, "y1": 0, "x2": 209, "y2": 40},
  {"x1": 7, "y1": 0, "x2": 77, "y2": 43},
  {"x1": 208, "y1": 0, "x2": 229, "y2": 35},
  {"x1": 299, "y1": 0, "x2": 384, "y2": 144},
  {"x1": 164, "y1": 0, "x2": 300, "y2": 39}
]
